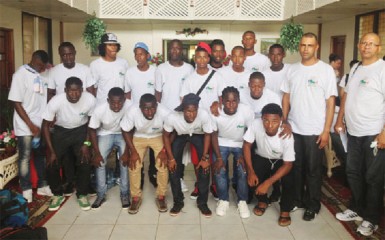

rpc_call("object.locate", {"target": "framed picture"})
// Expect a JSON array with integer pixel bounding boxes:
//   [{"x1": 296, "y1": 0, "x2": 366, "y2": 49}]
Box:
[{"x1": 260, "y1": 38, "x2": 280, "y2": 56}]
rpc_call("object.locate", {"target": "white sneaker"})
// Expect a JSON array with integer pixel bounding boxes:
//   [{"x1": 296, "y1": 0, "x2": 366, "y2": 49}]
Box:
[
  {"x1": 357, "y1": 220, "x2": 378, "y2": 236},
  {"x1": 37, "y1": 186, "x2": 53, "y2": 197},
  {"x1": 336, "y1": 209, "x2": 363, "y2": 222},
  {"x1": 238, "y1": 201, "x2": 250, "y2": 219},
  {"x1": 180, "y1": 179, "x2": 188, "y2": 192},
  {"x1": 22, "y1": 189, "x2": 32, "y2": 203},
  {"x1": 216, "y1": 200, "x2": 229, "y2": 216}
]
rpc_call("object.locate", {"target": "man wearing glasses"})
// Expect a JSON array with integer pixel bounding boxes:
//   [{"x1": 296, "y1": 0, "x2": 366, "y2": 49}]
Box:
[{"x1": 334, "y1": 33, "x2": 385, "y2": 237}]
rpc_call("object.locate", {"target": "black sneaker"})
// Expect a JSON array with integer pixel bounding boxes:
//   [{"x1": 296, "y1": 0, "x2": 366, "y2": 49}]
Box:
[
  {"x1": 303, "y1": 209, "x2": 317, "y2": 221},
  {"x1": 170, "y1": 202, "x2": 184, "y2": 216},
  {"x1": 88, "y1": 185, "x2": 97, "y2": 197},
  {"x1": 190, "y1": 186, "x2": 199, "y2": 200},
  {"x1": 210, "y1": 185, "x2": 219, "y2": 201},
  {"x1": 149, "y1": 173, "x2": 158, "y2": 188},
  {"x1": 64, "y1": 183, "x2": 74, "y2": 197},
  {"x1": 121, "y1": 195, "x2": 131, "y2": 209},
  {"x1": 198, "y1": 204, "x2": 212, "y2": 217},
  {"x1": 91, "y1": 196, "x2": 106, "y2": 209}
]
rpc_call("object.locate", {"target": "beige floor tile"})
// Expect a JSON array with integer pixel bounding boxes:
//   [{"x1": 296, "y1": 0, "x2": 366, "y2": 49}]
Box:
[
  {"x1": 201, "y1": 224, "x2": 247, "y2": 240},
  {"x1": 44, "y1": 224, "x2": 71, "y2": 240},
  {"x1": 63, "y1": 224, "x2": 113, "y2": 240},
  {"x1": 289, "y1": 220, "x2": 342, "y2": 240},
  {"x1": 73, "y1": 206, "x2": 122, "y2": 224},
  {"x1": 156, "y1": 224, "x2": 201, "y2": 240},
  {"x1": 110, "y1": 224, "x2": 157, "y2": 240}
]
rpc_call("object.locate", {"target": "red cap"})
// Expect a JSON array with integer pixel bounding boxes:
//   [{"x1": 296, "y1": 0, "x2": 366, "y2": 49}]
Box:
[{"x1": 196, "y1": 42, "x2": 212, "y2": 55}]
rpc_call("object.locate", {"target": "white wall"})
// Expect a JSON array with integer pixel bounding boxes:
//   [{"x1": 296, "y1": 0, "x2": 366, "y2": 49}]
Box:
[
  {"x1": 0, "y1": 5, "x2": 23, "y2": 68},
  {"x1": 320, "y1": 17, "x2": 356, "y2": 73},
  {"x1": 63, "y1": 21, "x2": 318, "y2": 66}
]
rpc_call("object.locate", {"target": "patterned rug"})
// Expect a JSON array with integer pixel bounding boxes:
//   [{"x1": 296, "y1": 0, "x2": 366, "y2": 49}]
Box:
[
  {"x1": 321, "y1": 167, "x2": 385, "y2": 240},
  {"x1": 4, "y1": 178, "x2": 68, "y2": 227}
]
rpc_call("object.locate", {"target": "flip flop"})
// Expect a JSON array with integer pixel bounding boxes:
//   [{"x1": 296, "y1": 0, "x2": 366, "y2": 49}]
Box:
[
  {"x1": 278, "y1": 215, "x2": 291, "y2": 227},
  {"x1": 253, "y1": 203, "x2": 268, "y2": 216}
]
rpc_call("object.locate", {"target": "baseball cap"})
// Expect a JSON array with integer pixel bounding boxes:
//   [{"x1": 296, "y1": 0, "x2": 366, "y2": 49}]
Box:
[
  {"x1": 134, "y1": 42, "x2": 149, "y2": 53},
  {"x1": 196, "y1": 42, "x2": 212, "y2": 55},
  {"x1": 101, "y1": 33, "x2": 119, "y2": 44},
  {"x1": 174, "y1": 93, "x2": 201, "y2": 111}
]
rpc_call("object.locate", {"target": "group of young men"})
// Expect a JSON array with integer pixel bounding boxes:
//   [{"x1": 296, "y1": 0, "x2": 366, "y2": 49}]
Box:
[{"x1": 8, "y1": 30, "x2": 384, "y2": 235}]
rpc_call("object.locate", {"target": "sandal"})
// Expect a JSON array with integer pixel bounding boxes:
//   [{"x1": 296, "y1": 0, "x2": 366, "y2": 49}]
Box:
[
  {"x1": 278, "y1": 213, "x2": 291, "y2": 227},
  {"x1": 253, "y1": 203, "x2": 268, "y2": 216}
]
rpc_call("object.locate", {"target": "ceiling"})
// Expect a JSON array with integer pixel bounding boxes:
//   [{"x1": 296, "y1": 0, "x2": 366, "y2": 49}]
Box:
[{"x1": 0, "y1": 0, "x2": 384, "y2": 24}]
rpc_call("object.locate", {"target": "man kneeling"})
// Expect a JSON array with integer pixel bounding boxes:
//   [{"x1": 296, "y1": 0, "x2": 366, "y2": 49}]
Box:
[{"x1": 243, "y1": 103, "x2": 295, "y2": 226}]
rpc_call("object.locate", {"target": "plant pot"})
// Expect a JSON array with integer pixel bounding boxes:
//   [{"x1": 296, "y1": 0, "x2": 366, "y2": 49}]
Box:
[{"x1": 4, "y1": 146, "x2": 16, "y2": 156}]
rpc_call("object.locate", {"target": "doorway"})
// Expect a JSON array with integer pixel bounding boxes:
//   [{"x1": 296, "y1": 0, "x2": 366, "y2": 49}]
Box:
[
  {"x1": 330, "y1": 35, "x2": 346, "y2": 75},
  {"x1": 0, "y1": 28, "x2": 14, "y2": 90},
  {"x1": 162, "y1": 39, "x2": 210, "y2": 65}
]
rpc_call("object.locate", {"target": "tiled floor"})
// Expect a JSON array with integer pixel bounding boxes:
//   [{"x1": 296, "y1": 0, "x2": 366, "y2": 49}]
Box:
[{"x1": 44, "y1": 163, "x2": 353, "y2": 240}]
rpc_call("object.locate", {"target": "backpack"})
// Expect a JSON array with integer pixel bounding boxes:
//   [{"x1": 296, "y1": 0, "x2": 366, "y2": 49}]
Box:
[{"x1": 0, "y1": 190, "x2": 29, "y2": 228}]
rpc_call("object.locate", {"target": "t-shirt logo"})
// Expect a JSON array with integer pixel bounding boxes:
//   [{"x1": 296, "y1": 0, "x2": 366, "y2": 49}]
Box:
[
  {"x1": 151, "y1": 127, "x2": 160, "y2": 131},
  {"x1": 359, "y1": 79, "x2": 368, "y2": 86},
  {"x1": 307, "y1": 79, "x2": 318, "y2": 87},
  {"x1": 79, "y1": 112, "x2": 87, "y2": 117},
  {"x1": 119, "y1": 72, "x2": 125, "y2": 76},
  {"x1": 147, "y1": 82, "x2": 154, "y2": 88},
  {"x1": 236, "y1": 124, "x2": 245, "y2": 129},
  {"x1": 181, "y1": 77, "x2": 186, "y2": 81},
  {"x1": 205, "y1": 86, "x2": 213, "y2": 91},
  {"x1": 252, "y1": 67, "x2": 259, "y2": 72}
]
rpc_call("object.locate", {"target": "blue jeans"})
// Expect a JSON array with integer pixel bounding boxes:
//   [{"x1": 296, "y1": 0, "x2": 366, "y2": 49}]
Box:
[
  {"x1": 96, "y1": 134, "x2": 129, "y2": 198},
  {"x1": 213, "y1": 146, "x2": 248, "y2": 202},
  {"x1": 17, "y1": 136, "x2": 47, "y2": 191}
]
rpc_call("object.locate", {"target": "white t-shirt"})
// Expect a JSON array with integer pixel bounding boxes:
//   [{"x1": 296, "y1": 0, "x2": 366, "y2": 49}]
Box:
[
  {"x1": 180, "y1": 70, "x2": 224, "y2": 110},
  {"x1": 218, "y1": 66, "x2": 252, "y2": 98},
  {"x1": 125, "y1": 65, "x2": 156, "y2": 104},
  {"x1": 240, "y1": 88, "x2": 281, "y2": 119},
  {"x1": 90, "y1": 57, "x2": 129, "y2": 105},
  {"x1": 243, "y1": 119, "x2": 295, "y2": 161},
  {"x1": 345, "y1": 59, "x2": 385, "y2": 136},
  {"x1": 244, "y1": 52, "x2": 271, "y2": 73},
  {"x1": 120, "y1": 104, "x2": 170, "y2": 138},
  {"x1": 89, "y1": 100, "x2": 132, "y2": 136},
  {"x1": 281, "y1": 61, "x2": 338, "y2": 135},
  {"x1": 262, "y1": 64, "x2": 290, "y2": 100},
  {"x1": 211, "y1": 103, "x2": 254, "y2": 148},
  {"x1": 155, "y1": 61, "x2": 194, "y2": 111},
  {"x1": 42, "y1": 92, "x2": 96, "y2": 129},
  {"x1": 8, "y1": 65, "x2": 48, "y2": 136},
  {"x1": 48, "y1": 63, "x2": 94, "y2": 94},
  {"x1": 164, "y1": 109, "x2": 214, "y2": 135}
]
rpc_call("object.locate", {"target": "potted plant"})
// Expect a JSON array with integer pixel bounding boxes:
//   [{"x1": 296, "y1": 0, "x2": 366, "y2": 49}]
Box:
[
  {"x1": 149, "y1": 53, "x2": 164, "y2": 66},
  {"x1": 82, "y1": 13, "x2": 106, "y2": 55},
  {"x1": 0, "y1": 129, "x2": 17, "y2": 157},
  {"x1": 279, "y1": 17, "x2": 304, "y2": 53}
]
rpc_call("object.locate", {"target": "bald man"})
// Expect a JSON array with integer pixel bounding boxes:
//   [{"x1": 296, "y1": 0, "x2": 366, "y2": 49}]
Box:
[{"x1": 334, "y1": 33, "x2": 385, "y2": 237}]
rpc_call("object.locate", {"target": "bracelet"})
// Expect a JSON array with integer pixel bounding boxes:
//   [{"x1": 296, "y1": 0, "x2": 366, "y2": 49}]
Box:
[{"x1": 83, "y1": 141, "x2": 91, "y2": 147}]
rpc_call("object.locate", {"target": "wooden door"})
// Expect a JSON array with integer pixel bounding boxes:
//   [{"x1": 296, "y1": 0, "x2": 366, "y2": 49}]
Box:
[
  {"x1": 331, "y1": 35, "x2": 346, "y2": 75},
  {"x1": 0, "y1": 28, "x2": 14, "y2": 90}
]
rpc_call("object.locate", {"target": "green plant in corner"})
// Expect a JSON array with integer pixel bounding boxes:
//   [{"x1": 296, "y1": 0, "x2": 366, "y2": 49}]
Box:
[
  {"x1": 82, "y1": 13, "x2": 106, "y2": 54},
  {"x1": 279, "y1": 17, "x2": 304, "y2": 53}
]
